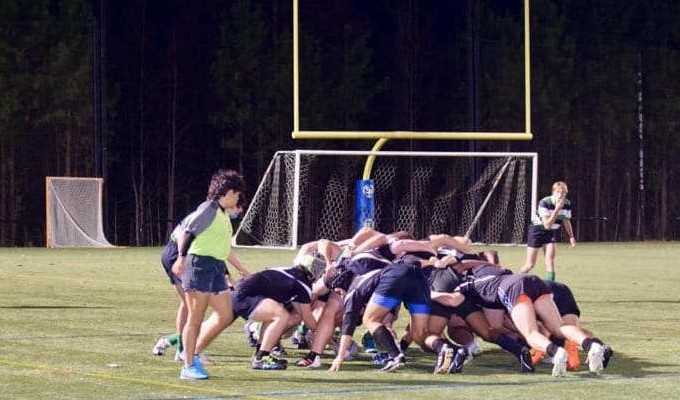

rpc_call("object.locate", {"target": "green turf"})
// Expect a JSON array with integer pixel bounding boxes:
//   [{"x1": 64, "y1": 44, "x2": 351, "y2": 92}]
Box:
[{"x1": 1, "y1": 243, "x2": 679, "y2": 399}]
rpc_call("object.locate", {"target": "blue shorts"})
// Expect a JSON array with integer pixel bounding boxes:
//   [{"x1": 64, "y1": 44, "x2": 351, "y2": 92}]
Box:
[
  {"x1": 526, "y1": 225, "x2": 558, "y2": 248},
  {"x1": 370, "y1": 261, "x2": 431, "y2": 315},
  {"x1": 181, "y1": 254, "x2": 229, "y2": 294},
  {"x1": 161, "y1": 241, "x2": 181, "y2": 285}
]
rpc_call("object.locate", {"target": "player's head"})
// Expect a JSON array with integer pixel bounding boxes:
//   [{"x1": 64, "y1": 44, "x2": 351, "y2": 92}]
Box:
[
  {"x1": 294, "y1": 252, "x2": 326, "y2": 281},
  {"x1": 552, "y1": 181, "x2": 568, "y2": 199},
  {"x1": 207, "y1": 169, "x2": 245, "y2": 201}
]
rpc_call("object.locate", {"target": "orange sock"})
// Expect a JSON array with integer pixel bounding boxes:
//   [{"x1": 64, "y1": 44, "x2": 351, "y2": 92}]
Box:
[
  {"x1": 565, "y1": 340, "x2": 580, "y2": 371},
  {"x1": 530, "y1": 348, "x2": 546, "y2": 365}
]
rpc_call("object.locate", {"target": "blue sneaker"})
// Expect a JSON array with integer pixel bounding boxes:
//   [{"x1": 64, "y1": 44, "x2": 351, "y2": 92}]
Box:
[
  {"x1": 192, "y1": 355, "x2": 209, "y2": 376},
  {"x1": 180, "y1": 365, "x2": 209, "y2": 380}
]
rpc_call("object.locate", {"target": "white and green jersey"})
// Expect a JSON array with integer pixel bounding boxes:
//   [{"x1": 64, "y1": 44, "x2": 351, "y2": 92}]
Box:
[
  {"x1": 183, "y1": 200, "x2": 232, "y2": 260},
  {"x1": 531, "y1": 196, "x2": 572, "y2": 231}
]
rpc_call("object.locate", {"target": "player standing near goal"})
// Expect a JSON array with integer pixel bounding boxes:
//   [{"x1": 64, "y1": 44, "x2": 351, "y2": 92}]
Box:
[
  {"x1": 520, "y1": 181, "x2": 576, "y2": 281},
  {"x1": 171, "y1": 169, "x2": 247, "y2": 380}
]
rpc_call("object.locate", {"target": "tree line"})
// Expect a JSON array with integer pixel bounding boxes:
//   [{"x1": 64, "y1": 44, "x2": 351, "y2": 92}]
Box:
[{"x1": 0, "y1": 0, "x2": 678, "y2": 246}]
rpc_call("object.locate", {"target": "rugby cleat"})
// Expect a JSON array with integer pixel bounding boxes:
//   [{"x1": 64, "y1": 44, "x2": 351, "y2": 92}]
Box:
[
  {"x1": 587, "y1": 343, "x2": 605, "y2": 374},
  {"x1": 448, "y1": 347, "x2": 468, "y2": 374},
  {"x1": 380, "y1": 353, "x2": 405, "y2": 372},
  {"x1": 434, "y1": 344, "x2": 454, "y2": 374},
  {"x1": 252, "y1": 355, "x2": 287, "y2": 370},
  {"x1": 372, "y1": 352, "x2": 390, "y2": 366},
  {"x1": 296, "y1": 353, "x2": 321, "y2": 368},
  {"x1": 271, "y1": 343, "x2": 287, "y2": 357},
  {"x1": 552, "y1": 347, "x2": 568, "y2": 377},
  {"x1": 519, "y1": 347, "x2": 535, "y2": 373},
  {"x1": 152, "y1": 336, "x2": 171, "y2": 356}
]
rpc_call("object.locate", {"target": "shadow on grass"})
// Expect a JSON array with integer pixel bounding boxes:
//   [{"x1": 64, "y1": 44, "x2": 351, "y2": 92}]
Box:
[{"x1": 190, "y1": 345, "x2": 677, "y2": 386}]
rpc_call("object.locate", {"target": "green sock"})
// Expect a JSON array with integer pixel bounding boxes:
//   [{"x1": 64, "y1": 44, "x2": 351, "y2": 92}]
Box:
[
  {"x1": 546, "y1": 271, "x2": 555, "y2": 281},
  {"x1": 167, "y1": 333, "x2": 182, "y2": 352}
]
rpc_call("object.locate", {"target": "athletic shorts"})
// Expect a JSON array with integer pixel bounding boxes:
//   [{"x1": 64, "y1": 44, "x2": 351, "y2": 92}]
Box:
[
  {"x1": 430, "y1": 297, "x2": 481, "y2": 319},
  {"x1": 548, "y1": 281, "x2": 581, "y2": 317},
  {"x1": 371, "y1": 262, "x2": 431, "y2": 315},
  {"x1": 429, "y1": 301, "x2": 456, "y2": 319},
  {"x1": 498, "y1": 274, "x2": 551, "y2": 312},
  {"x1": 526, "y1": 225, "x2": 558, "y2": 248},
  {"x1": 181, "y1": 254, "x2": 229, "y2": 294},
  {"x1": 231, "y1": 291, "x2": 265, "y2": 320},
  {"x1": 161, "y1": 240, "x2": 181, "y2": 285}
]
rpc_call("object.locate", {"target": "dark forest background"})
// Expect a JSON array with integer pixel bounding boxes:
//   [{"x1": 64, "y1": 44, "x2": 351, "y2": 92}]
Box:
[{"x1": 1, "y1": 0, "x2": 679, "y2": 246}]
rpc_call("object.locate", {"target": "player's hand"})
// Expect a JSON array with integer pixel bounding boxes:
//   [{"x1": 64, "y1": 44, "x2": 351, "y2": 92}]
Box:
[
  {"x1": 171, "y1": 256, "x2": 185, "y2": 277},
  {"x1": 238, "y1": 268, "x2": 251, "y2": 278},
  {"x1": 329, "y1": 356, "x2": 343, "y2": 372},
  {"x1": 569, "y1": 237, "x2": 576, "y2": 248}
]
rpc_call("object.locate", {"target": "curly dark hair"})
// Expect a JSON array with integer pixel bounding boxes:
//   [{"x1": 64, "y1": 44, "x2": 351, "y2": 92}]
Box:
[{"x1": 207, "y1": 169, "x2": 245, "y2": 200}]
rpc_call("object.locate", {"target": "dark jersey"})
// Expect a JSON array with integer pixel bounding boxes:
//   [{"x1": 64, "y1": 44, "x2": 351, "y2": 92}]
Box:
[
  {"x1": 429, "y1": 266, "x2": 465, "y2": 293},
  {"x1": 235, "y1": 267, "x2": 312, "y2": 305},
  {"x1": 340, "y1": 269, "x2": 382, "y2": 336},
  {"x1": 456, "y1": 263, "x2": 513, "y2": 309},
  {"x1": 339, "y1": 251, "x2": 390, "y2": 275}
]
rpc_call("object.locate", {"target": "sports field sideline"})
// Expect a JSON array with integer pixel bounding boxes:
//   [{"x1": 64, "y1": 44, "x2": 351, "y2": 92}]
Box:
[{"x1": 1, "y1": 242, "x2": 679, "y2": 399}]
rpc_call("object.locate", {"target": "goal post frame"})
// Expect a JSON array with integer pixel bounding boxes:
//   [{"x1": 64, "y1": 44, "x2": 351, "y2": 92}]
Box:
[
  {"x1": 45, "y1": 176, "x2": 113, "y2": 248},
  {"x1": 233, "y1": 149, "x2": 538, "y2": 250}
]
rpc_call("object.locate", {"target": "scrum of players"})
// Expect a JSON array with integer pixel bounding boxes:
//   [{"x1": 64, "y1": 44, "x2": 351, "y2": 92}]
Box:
[{"x1": 155, "y1": 226, "x2": 613, "y2": 378}]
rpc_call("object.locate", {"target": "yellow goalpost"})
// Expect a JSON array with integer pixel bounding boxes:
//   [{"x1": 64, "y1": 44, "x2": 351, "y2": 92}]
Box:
[
  {"x1": 233, "y1": 0, "x2": 538, "y2": 248},
  {"x1": 291, "y1": 0, "x2": 534, "y2": 143}
]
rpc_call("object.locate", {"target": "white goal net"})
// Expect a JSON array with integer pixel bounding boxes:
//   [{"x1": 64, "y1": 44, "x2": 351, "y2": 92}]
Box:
[
  {"x1": 234, "y1": 150, "x2": 537, "y2": 249},
  {"x1": 45, "y1": 176, "x2": 113, "y2": 248}
]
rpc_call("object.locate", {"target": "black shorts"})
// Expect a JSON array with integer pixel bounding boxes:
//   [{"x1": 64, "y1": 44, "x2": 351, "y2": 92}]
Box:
[
  {"x1": 429, "y1": 301, "x2": 456, "y2": 319},
  {"x1": 526, "y1": 225, "x2": 558, "y2": 248},
  {"x1": 547, "y1": 281, "x2": 580, "y2": 317},
  {"x1": 161, "y1": 241, "x2": 181, "y2": 285},
  {"x1": 455, "y1": 297, "x2": 482, "y2": 318},
  {"x1": 498, "y1": 274, "x2": 551, "y2": 312},
  {"x1": 430, "y1": 297, "x2": 481, "y2": 319},
  {"x1": 231, "y1": 291, "x2": 263, "y2": 319}
]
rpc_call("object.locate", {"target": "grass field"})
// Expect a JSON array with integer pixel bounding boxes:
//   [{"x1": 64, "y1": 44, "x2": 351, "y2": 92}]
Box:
[{"x1": 1, "y1": 242, "x2": 680, "y2": 399}]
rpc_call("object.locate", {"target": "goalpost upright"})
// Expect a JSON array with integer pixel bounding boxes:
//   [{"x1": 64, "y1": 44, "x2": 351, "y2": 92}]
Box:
[
  {"x1": 291, "y1": 0, "x2": 534, "y2": 142},
  {"x1": 236, "y1": 1, "x2": 537, "y2": 248}
]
